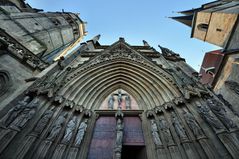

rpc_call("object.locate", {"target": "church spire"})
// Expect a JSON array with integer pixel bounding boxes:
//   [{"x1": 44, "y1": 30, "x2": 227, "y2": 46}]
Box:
[
  {"x1": 143, "y1": 40, "x2": 150, "y2": 47},
  {"x1": 92, "y1": 34, "x2": 101, "y2": 44}
]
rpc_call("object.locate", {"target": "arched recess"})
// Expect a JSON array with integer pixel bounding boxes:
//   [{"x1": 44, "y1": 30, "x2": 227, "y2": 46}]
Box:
[
  {"x1": 0, "y1": 70, "x2": 12, "y2": 97},
  {"x1": 58, "y1": 59, "x2": 181, "y2": 110},
  {"x1": 99, "y1": 89, "x2": 140, "y2": 110}
]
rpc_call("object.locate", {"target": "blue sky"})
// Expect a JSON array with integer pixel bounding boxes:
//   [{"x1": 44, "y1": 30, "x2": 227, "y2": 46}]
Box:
[{"x1": 26, "y1": 0, "x2": 219, "y2": 71}]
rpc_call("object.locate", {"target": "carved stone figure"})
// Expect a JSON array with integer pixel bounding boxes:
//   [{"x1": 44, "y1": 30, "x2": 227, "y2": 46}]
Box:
[
  {"x1": 207, "y1": 99, "x2": 237, "y2": 129},
  {"x1": 62, "y1": 116, "x2": 77, "y2": 144},
  {"x1": 197, "y1": 103, "x2": 224, "y2": 130},
  {"x1": 171, "y1": 112, "x2": 188, "y2": 140},
  {"x1": 125, "y1": 94, "x2": 131, "y2": 110},
  {"x1": 217, "y1": 94, "x2": 239, "y2": 117},
  {"x1": 183, "y1": 110, "x2": 204, "y2": 137},
  {"x1": 10, "y1": 98, "x2": 39, "y2": 131},
  {"x1": 115, "y1": 119, "x2": 123, "y2": 148},
  {"x1": 225, "y1": 80, "x2": 239, "y2": 95},
  {"x1": 150, "y1": 120, "x2": 162, "y2": 146},
  {"x1": 0, "y1": 96, "x2": 31, "y2": 128},
  {"x1": 32, "y1": 107, "x2": 54, "y2": 135},
  {"x1": 47, "y1": 113, "x2": 67, "y2": 141},
  {"x1": 117, "y1": 90, "x2": 123, "y2": 108},
  {"x1": 158, "y1": 117, "x2": 173, "y2": 145},
  {"x1": 171, "y1": 67, "x2": 207, "y2": 99},
  {"x1": 28, "y1": 67, "x2": 70, "y2": 98},
  {"x1": 75, "y1": 119, "x2": 88, "y2": 146},
  {"x1": 108, "y1": 95, "x2": 114, "y2": 109}
]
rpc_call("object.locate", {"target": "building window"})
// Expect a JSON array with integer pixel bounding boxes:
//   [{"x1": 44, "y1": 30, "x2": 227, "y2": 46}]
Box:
[{"x1": 197, "y1": 23, "x2": 209, "y2": 32}]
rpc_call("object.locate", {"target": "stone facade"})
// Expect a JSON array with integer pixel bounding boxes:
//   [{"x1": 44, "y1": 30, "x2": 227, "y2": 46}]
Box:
[
  {"x1": 1, "y1": 0, "x2": 239, "y2": 159},
  {"x1": 0, "y1": 35, "x2": 239, "y2": 159}
]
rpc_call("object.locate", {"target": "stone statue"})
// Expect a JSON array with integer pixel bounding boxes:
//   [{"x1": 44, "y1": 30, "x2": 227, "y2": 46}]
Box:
[
  {"x1": 225, "y1": 81, "x2": 239, "y2": 95},
  {"x1": 150, "y1": 120, "x2": 162, "y2": 146},
  {"x1": 115, "y1": 119, "x2": 123, "y2": 148},
  {"x1": 207, "y1": 99, "x2": 237, "y2": 129},
  {"x1": 158, "y1": 117, "x2": 173, "y2": 145},
  {"x1": 125, "y1": 94, "x2": 131, "y2": 110},
  {"x1": 108, "y1": 95, "x2": 114, "y2": 109},
  {"x1": 33, "y1": 107, "x2": 54, "y2": 135},
  {"x1": 217, "y1": 94, "x2": 239, "y2": 117},
  {"x1": 117, "y1": 90, "x2": 123, "y2": 108},
  {"x1": 0, "y1": 96, "x2": 31, "y2": 128},
  {"x1": 171, "y1": 112, "x2": 188, "y2": 140},
  {"x1": 197, "y1": 102, "x2": 224, "y2": 130},
  {"x1": 47, "y1": 113, "x2": 67, "y2": 141},
  {"x1": 75, "y1": 119, "x2": 88, "y2": 146},
  {"x1": 10, "y1": 98, "x2": 39, "y2": 131},
  {"x1": 183, "y1": 110, "x2": 204, "y2": 137},
  {"x1": 62, "y1": 116, "x2": 77, "y2": 144}
]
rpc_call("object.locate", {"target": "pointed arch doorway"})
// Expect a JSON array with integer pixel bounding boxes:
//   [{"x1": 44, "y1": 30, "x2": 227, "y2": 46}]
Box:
[{"x1": 87, "y1": 89, "x2": 147, "y2": 159}]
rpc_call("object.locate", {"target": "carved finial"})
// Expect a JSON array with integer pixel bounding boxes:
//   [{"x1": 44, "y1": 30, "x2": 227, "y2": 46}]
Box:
[
  {"x1": 58, "y1": 56, "x2": 65, "y2": 70},
  {"x1": 92, "y1": 34, "x2": 101, "y2": 44},
  {"x1": 143, "y1": 40, "x2": 150, "y2": 47},
  {"x1": 119, "y1": 37, "x2": 125, "y2": 42}
]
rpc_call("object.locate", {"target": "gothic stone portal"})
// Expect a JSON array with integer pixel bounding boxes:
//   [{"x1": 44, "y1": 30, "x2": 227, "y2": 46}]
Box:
[{"x1": 0, "y1": 39, "x2": 239, "y2": 159}]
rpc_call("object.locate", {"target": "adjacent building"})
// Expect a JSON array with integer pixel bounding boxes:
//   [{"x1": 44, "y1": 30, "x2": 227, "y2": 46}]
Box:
[{"x1": 173, "y1": 0, "x2": 239, "y2": 114}]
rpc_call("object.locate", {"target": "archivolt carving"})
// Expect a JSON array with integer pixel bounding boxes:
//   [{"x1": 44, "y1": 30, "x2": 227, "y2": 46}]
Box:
[
  {"x1": 0, "y1": 70, "x2": 12, "y2": 97},
  {"x1": 65, "y1": 42, "x2": 175, "y2": 86}
]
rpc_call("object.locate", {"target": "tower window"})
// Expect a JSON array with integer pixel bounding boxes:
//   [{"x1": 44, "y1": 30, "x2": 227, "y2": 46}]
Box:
[{"x1": 197, "y1": 23, "x2": 209, "y2": 32}]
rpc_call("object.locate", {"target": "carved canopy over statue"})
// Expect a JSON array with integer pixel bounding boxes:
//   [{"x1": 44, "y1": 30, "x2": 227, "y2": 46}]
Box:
[
  {"x1": 27, "y1": 66, "x2": 71, "y2": 98},
  {"x1": 170, "y1": 67, "x2": 208, "y2": 99}
]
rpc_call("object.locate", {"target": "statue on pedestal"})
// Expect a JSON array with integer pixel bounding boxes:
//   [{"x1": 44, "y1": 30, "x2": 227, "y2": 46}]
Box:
[
  {"x1": 183, "y1": 110, "x2": 204, "y2": 138},
  {"x1": 158, "y1": 117, "x2": 174, "y2": 145},
  {"x1": 75, "y1": 119, "x2": 88, "y2": 146},
  {"x1": 33, "y1": 107, "x2": 54, "y2": 135},
  {"x1": 197, "y1": 102, "x2": 224, "y2": 130},
  {"x1": 171, "y1": 112, "x2": 188, "y2": 140},
  {"x1": 10, "y1": 98, "x2": 39, "y2": 131},
  {"x1": 115, "y1": 119, "x2": 123, "y2": 147},
  {"x1": 62, "y1": 116, "x2": 77, "y2": 144},
  {"x1": 47, "y1": 113, "x2": 67, "y2": 141},
  {"x1": 207, "y1": 99, "x2": 237, "y2": 129},
  {"x1": 125, "y1": 95, "x2": 131, "y2": 110},
  {"x1": 117, "y1": 90, "x2": 123, "y2": 108},
  {"x1": 150, "y1": 120, "x2": 162, "y2": 146},
  {"x1": 0, "y1": 96, "x2": 31, "y2": 128},
  {"x1": 108, "y1": 95, "x2": 114, "y2": 110}
]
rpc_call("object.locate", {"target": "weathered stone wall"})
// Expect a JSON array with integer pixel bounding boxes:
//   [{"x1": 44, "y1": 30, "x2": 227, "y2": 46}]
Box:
[
  {"x1": 214, "y1": 53, "x2": 239, "y2": 114},
  {"x1": 0, "y1": 54, "x2": 34, "y2": 110},
  {"x1": 0, "y1": 4, "x2": 85, "y2": 60}
]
